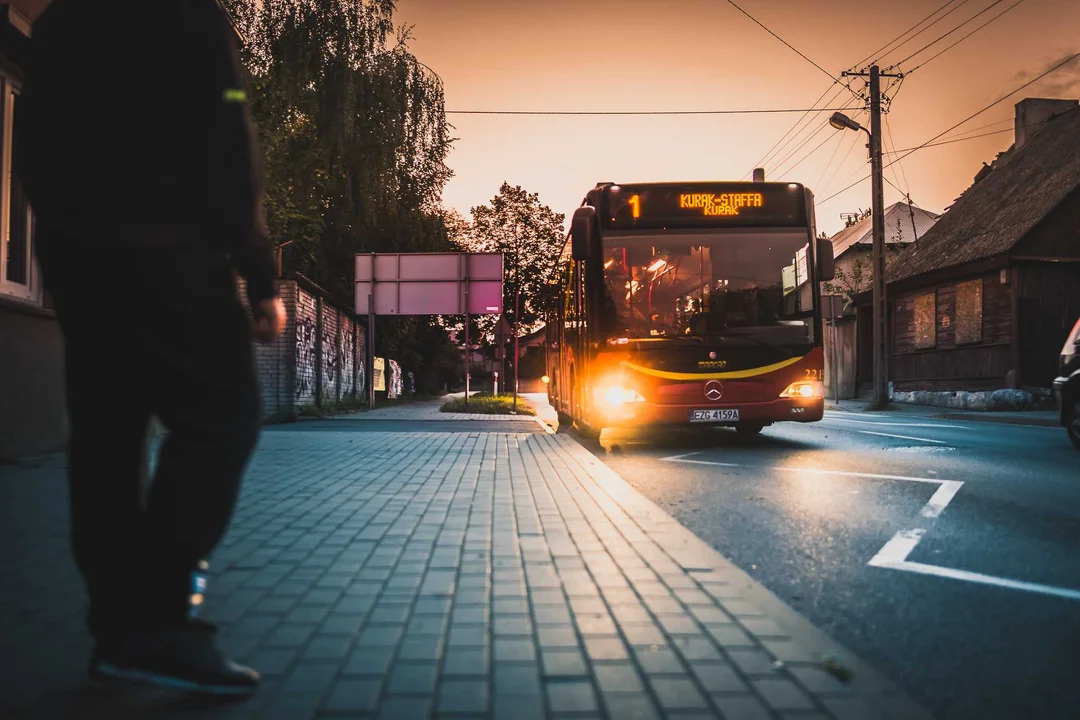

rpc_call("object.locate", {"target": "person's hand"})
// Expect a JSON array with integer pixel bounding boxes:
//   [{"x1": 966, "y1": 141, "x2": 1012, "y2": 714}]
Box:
[{"x1": 251, "y1": 296, "x2": 285, "y2": 344}]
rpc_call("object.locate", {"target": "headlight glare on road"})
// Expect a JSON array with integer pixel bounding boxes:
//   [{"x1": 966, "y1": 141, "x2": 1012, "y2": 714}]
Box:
[{"x1": 780, "y1": 380, "x2": 823, "y2": 398}]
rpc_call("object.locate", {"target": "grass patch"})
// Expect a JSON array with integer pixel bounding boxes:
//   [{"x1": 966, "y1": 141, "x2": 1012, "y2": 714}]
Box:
[
  {"x1": 441, "y1": 393, "x2": 536, "y2": 416},
  {"x1": 298, "y1": 393, "x2": 443, "y2": 418}
]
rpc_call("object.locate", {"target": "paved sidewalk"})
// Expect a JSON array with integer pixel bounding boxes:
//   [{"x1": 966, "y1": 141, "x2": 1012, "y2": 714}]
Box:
[
  {"x1": 333, "y1": 395, "x2": 550, "y2": 427},
  {"x1": 0, "y1": 418, "x2": 934, "y2": 719},
  {"x1": 826, "y1": 398, "x2": 1059, "y2": 427}
]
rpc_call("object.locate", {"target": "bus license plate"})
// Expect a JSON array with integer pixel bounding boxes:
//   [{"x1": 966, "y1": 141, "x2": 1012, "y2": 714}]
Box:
[{"x1": 690, "y1": 409, "x2": 740, "y2": 423}]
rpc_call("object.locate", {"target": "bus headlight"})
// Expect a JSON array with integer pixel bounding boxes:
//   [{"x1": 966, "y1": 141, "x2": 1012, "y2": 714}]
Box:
[
  {"x1": 595, "y1": 384, "x2": 645, "y2": 410},
  {"x1": 779, "y1": 381, "x2": 823, "y2": 398}
]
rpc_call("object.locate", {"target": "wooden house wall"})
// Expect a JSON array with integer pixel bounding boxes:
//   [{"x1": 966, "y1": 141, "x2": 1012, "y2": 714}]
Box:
[{"x1": 891, "y1": 270, "x2": 1013, "y2": 391}]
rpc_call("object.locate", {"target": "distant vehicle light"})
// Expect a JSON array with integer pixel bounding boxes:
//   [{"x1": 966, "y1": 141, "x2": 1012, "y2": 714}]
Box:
[{"x1": 541, "y1": 375, "x2": 550, "y2": 385}]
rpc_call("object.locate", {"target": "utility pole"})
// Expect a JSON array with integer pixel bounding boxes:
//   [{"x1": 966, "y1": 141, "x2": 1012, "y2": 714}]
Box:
[{"x1": 840, "y1": 64, "x2": 901, "y2": 410}]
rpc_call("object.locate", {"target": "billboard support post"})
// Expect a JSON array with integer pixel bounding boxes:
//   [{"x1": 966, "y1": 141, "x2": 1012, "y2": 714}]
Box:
[{"x1": 464, "y1": 255, "x2": 470, "y2": 410}]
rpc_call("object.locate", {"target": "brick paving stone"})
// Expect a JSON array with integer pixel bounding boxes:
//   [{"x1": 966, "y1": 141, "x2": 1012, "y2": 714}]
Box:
[
  {"x1": 546, "y1": 679, "x2": 599, "y2": 713},
  {"x1": 710, "y1": 693, "x2": 776, "y2": 720},
  {"x1": 324, "y1": 677, "x2": 381, "y2": 713},
  {"x1": 437, "y1": 678, "x2": 489, "y2": 714},
  {"x1": 691, "y1": 661, "x2": 751, "y2": 694},
  {"x1": 600, "y1": 694, "x2": 663, "y2": 720},
  {"x1": 344, "y1": 645, "x2": 396, "y2": 676},
  {"x1": 541, "y1": 648, "x2": 590, "y2": 678},
  {"x1": 494, "y1": 662, "x2": 543, "y2": 695},
  {"x1": 377, "y1": 696, "x2": 433, "y2": 719},
  {"x1": 593, "y1": 662, "x2": 646, "y2": 694},
  {"x1": 387, "y1": 660, "x2": 439, "y2": 695}
]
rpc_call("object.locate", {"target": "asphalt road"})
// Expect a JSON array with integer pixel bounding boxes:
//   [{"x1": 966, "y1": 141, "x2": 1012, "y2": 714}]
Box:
[{"x1": 577, "y1": 410, "x2": 1079, "y2": 720}]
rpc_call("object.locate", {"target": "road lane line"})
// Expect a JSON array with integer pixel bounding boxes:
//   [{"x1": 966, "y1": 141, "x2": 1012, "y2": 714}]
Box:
[
  {"x1": 771, "y1": 466, "x2": 947, "y2": 484},
  {"x1": 868, "y1": 528, "x2": 927, "y2": 565},
  {"x1": 921, "y1": 480, "x2": 963, "y2": 518},
  {"x1": 824, "y1": 418, "x2": 972, "y2": 429},
  {"x1": 856, "y1": 430, "x2": 948, "y2": 444},
  {"x1": 873, "y1": 559, "x2": 1080, "y2": 602}
]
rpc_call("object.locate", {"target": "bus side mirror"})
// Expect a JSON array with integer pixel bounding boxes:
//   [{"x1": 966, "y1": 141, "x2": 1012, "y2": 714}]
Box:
[
  {"x1": 571, "y1": 206, "x2": 596, "y2": 261},
  {"x1": 817, "y1": 237, "x2": 835, "y2": 281}
]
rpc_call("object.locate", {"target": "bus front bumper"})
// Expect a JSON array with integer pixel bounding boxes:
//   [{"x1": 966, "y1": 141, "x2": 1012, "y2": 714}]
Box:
[{"x1": 595, "y1": 397, "x2": 825, "y2": 428}]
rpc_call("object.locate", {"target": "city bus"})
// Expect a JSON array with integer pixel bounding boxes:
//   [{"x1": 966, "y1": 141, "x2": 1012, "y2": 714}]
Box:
[{"x1": 547, "y1": 180, "x2": 834, "y2": 439}]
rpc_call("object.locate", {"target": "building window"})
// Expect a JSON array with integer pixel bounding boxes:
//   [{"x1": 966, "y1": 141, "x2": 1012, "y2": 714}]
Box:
[
  {"x1": 914, "y1": 292, "x2": 936, "y2": 349},
  {"x1": 954, "y1": 278, "x2": 983, "y2": 345},
  {"x1": 0, "y1": 76, "x2": 40, "y2": 305}
]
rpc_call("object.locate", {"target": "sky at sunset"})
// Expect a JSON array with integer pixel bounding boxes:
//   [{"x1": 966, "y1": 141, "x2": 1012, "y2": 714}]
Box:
[{"x1": 394, "y1": 0, "x2": 1080, "y2": 237}]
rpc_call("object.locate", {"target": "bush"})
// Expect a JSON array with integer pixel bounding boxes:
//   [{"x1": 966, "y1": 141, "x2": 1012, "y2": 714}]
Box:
[{"x1": 440, "y1": 393, "x2": 535, "y2": 415}]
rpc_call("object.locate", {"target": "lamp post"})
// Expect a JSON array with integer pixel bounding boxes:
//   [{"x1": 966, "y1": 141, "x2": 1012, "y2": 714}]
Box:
[{"x1": 828, "y1": 98, "x2": 888, "y2": 409}]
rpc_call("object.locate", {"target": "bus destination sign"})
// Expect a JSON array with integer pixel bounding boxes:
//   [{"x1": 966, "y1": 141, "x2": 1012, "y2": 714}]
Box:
[
  {"x1": 678, "y1": 192, "x2": 763, "y2": 216},
  {"x1": 601, "y1": 182, "x2": 807, "y2": 230}
]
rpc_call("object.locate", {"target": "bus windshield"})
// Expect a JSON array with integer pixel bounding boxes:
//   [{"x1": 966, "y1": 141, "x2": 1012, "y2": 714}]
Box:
[{"x1": 598, "y1": 230, "x2": 813, "y2": 341}]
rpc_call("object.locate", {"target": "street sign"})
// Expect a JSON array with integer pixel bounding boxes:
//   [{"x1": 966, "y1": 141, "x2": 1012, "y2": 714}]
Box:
[{"x1": 355, "y1": 252, "x2": 503, "y2": 316}]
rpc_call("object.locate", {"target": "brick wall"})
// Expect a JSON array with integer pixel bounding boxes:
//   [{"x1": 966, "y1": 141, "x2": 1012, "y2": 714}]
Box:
[{"x1": 237, "y1": 278, "x2": 369, "y2": 422}]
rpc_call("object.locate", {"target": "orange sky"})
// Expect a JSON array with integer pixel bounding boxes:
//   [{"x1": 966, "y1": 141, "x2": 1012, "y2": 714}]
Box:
[{"x1": 394, "y1": 0, "x2": 1080, "y2": 237}]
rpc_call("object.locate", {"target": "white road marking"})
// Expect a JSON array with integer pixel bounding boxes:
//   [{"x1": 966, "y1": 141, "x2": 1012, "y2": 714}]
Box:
[
  {"x1": 825, "y1": 417, "x2": 971, "y2": 429},
  {"x1": 921, "y1": 480, "x2": 963, "y2": 518},
  {"x1": 771, "y1": 466, "x2": 946, "y2": 484},
  {"x1": 867, "y1": 557, "x2": 1080, "y2": 602},
  {"x1": 868, "y1": 528, "x2": 926, "y2": 564},
  {"x1": 857, "y1": 430, "x2": 949, "y2": 444},
  {"x1": 660, "y1": 453, "x2": 1080, "y2": 600}
]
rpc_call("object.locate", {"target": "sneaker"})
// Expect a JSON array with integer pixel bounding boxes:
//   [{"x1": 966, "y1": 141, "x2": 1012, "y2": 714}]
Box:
[{"x1": 89, "y1": 621, "x2": 259, "y2": 697}]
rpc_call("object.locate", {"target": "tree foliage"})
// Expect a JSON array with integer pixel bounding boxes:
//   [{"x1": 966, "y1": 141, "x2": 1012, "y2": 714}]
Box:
[
  {"x1": 223, "y1": 0, "x2": 462, "y2": 393},
  {"x1": 464, "y1": 183, "x2": 566, "y2": 334}
]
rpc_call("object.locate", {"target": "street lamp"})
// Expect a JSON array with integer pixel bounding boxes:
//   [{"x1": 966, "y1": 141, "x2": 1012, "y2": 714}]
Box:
[
  {"x1": 828, "y1": 111, "x2": 867, "y2": 134},
  {"x1": 828, "y1": 101, "x2": 889, "y2": 409}
]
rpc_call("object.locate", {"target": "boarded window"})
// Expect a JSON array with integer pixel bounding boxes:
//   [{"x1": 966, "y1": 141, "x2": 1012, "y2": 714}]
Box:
[
  {"x1": 955, "y1": 279, "x2": 983, "y2": 345},
  {"x1": 914, "y1": 292, "x2": 936, "y2": 349}
]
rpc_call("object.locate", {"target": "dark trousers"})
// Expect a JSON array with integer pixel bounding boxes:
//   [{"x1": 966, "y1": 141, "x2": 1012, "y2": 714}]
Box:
[{"x1": 35, "y1": 230, "x2": 261, "y2": 641}]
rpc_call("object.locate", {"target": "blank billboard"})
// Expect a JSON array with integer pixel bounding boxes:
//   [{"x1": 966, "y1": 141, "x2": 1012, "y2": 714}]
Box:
[{"x1": 355, "y1": 252, "x2": 504, "y2": 316}]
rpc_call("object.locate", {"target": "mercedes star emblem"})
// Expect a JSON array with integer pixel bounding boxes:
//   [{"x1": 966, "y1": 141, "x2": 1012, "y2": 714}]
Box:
[{"x1": 705, "y1": 380, "x2": 724, "y2": 401}]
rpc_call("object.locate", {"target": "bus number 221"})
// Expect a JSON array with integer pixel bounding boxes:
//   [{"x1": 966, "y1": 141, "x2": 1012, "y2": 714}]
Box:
[{"x1": 804, "y1": 369, "x2": 824, "y2": 380}]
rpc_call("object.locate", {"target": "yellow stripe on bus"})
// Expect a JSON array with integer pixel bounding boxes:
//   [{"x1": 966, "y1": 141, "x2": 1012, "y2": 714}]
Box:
[{"x1": 619, "y1": 355, "x2": 805, "y2": 380}]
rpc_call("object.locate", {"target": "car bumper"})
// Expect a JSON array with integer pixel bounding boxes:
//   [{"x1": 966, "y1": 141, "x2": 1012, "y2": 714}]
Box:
[{"x1": 595, "y1": 397, "x2": 825, "y2": 428}]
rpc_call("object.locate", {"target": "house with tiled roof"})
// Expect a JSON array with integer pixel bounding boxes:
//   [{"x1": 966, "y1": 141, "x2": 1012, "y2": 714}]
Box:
[{"x1": 883, "y1": 97, "x2": 1080, "y2": 394}]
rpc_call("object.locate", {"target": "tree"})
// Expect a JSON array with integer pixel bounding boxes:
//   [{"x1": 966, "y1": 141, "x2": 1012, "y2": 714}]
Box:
[
  {"x1": 465, "y1": 183, "x2": 566, "y2": 335},
  {"x1": 223, "y1": 0, "x2": 462, "y2": 390}
]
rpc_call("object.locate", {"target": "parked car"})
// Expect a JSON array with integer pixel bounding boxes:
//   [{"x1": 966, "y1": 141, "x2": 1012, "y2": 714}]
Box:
[{"x1": 1054, "y1": 316, "x2": 1080, "y2": 449}]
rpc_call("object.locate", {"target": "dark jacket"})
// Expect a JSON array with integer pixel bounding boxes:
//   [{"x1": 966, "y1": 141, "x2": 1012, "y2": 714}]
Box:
[{"x1": 14, "y1": 0, "x2": 277, "y2": 302}]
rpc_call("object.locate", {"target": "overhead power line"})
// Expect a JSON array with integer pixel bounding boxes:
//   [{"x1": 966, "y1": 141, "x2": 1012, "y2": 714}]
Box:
[
  {"x1": 765, "y1": 83, "x2": 854, "y2": 175},
  {"x1": 744, "y1": 82, "x2": 845, "y2": 179},
  {"x1": 883, "y1": 114, "x2": 1061, "y2": 154},
  {"x1": 904, "y1": 0, "x2": 1029, "y2": 75},
  {"x1": 851, "y1": 0, "x2": 973, "y2": 71},
  {"x1": 444, "y1": 106, "x2": 865, "y2": 116},
  {"x1": 889, "y1": 0, "x2": 1010, "y2": 70},
  {"x1": 722, "y1": 0, "x2": 856, "y2": 97},
  {"x1": 818, "y1": 50, "x2": 1080, "y2": 204}
]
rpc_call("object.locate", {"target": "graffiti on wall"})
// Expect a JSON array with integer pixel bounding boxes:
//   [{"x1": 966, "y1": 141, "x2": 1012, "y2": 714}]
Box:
[
  {"x1": 321, "y1": 310, "x2": 339, "y2": 404},
  {"x1": 388, "y1": 359, "x2": 403, "y2": 399},
  {"x1": 340, "y1": 321, "x2": 355, "y2": 398},
  {"x1": 295, "y1": 308, "x2": 318, "y2": 404}
]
